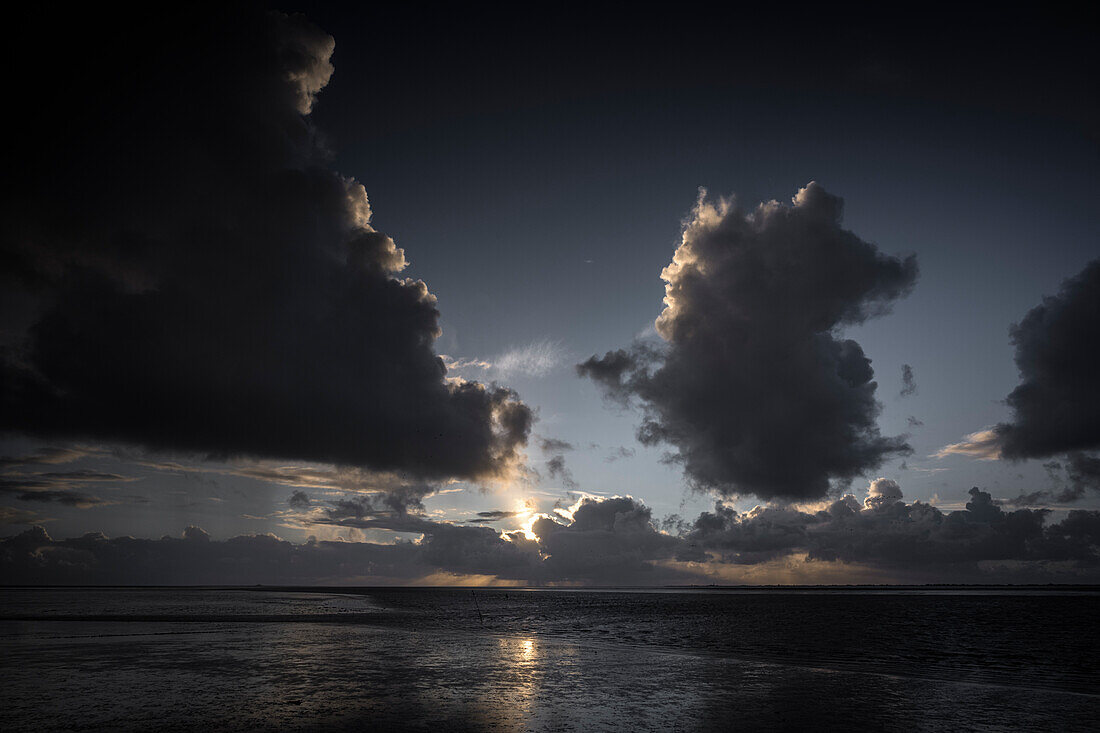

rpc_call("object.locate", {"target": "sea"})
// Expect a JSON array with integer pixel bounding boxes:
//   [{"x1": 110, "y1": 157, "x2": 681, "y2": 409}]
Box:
[{"x1": 1, "y1": 586, "x2": 1097, "y2": 731}]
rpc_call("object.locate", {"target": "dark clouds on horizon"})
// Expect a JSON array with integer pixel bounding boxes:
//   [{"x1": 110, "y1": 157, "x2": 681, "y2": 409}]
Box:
[
  {"x1": 3, "y1": 487, "x2": 1097, "y2": 585},
  {"x1": 0, "y1": 7, "x2": 530, "y2": 481},
  {"x1": 681, "y1": 484, "x2": 1100, "y2": 573},
  {"x1": 579, "y1": 184, "x2": 917, "y2": 501}
]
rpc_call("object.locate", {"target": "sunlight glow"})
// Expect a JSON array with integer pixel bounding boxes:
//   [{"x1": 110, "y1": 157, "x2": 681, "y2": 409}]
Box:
[{"x1": 513, "y1": 498, "x2": 538, "y2": 540}]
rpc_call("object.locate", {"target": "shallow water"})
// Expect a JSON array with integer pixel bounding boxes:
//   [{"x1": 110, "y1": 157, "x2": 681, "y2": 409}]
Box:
[{"x1": 1, "y1": 587, "x2": 1097, "y2": 731}]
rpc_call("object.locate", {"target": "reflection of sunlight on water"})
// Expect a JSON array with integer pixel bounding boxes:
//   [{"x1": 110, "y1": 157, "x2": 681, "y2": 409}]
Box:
[
  {"x1": 497, "y1": 635, "x2": 539, "y2": 667},
  {"x1": 490, "y1": 635, "x2": 541, "y2": 725}
]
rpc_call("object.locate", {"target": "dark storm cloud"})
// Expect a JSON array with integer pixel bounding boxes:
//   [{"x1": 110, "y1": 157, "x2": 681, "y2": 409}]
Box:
[
  {"x1": 995, "y1": 260, "x2": 1100, "y2": 459},
  {"x1": 576, "y1": 348, "x2": 651, "y2": 407},
  {"x1": 578, "y1": 184, "x2": 917, "y2": 501},
  {"x1": 0, "y1": 7, "x2": 530, "y2": 481},
  {"x1": 899, "y1": 364, "x2": 917, "y2": 397},
  {"x1": 1066, "y1": 453, "x2": 1100, "y2": 495},
  {"x1": 288, "y1": 490, "x2": 311, "y2": 508},
  {"x1": 907, "y1": 416, "x2": 924, "y2": 429},
  {"x1": 939, "y1": 260, "x2": 1100, "y2": 500}
]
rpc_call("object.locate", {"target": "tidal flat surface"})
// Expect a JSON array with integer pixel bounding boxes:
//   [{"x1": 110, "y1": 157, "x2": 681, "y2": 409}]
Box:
[{"x1": 1, "y1": 587, "x2": 1097, "y2": 731}]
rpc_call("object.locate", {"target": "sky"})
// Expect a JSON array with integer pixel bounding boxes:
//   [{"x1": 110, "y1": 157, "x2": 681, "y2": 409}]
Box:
[{"x1": 1, "y1": 4, "x2": 1098, "y2": 585}]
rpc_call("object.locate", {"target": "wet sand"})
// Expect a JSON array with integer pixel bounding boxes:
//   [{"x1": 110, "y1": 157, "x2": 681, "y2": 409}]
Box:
[{"x1": 3, "y1": 615, "x2": 1098, "y2": 731}]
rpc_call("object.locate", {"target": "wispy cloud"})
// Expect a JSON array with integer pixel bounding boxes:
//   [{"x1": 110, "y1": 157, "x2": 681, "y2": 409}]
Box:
[
  {"x1": 604, "y1": 446, "x2": 636, "y2": 463},
  {"x1": 439, "y1": 356, "x2": 493, "y2": 371},
  {"x1": 443, "y1": 338, "x2": 568, "y2": 379},
  {"x1": 0, "y1": 505, "x2": 47, "y2": 525},
  {"x1": 496, "y1": 339, "x2": 567, "y2": 377},
  {"x1": 0, "y1": 445, "x2": 104, "y2": 469},
  {"x1": 0, "y1": 457, "x2": 139, "y2": 508},
  {"x1": 934, "y1": 428, "x2": 1003, "y2": 460}
]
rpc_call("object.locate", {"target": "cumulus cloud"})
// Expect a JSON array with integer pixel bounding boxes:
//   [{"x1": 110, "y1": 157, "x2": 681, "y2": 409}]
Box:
[
  {"x1": 578, "y1": 183, "x2": 917, "y2": 501},
  {"x1": 862, "y1": 477, "x2": 903, "y2": 511},
  {"x1": 0, "y1": 7, "x2": 530, "y2": 482},
  {"x1": 531, "y1": 497, "x2": 679, "y2": 581}
]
